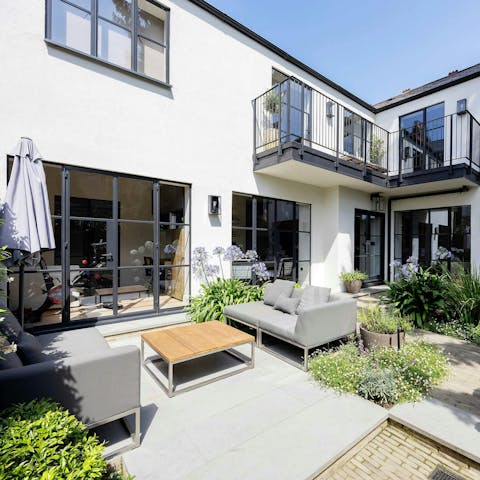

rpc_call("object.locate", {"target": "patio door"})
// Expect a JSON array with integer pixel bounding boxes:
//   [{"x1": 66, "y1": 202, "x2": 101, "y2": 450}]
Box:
[{"x1": 354, "y1": 210, "x2": 385, "y2": 284}]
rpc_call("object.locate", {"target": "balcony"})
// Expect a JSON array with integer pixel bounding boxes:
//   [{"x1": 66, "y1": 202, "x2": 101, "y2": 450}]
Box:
[{"x1": 253, "y1": 77, "x2": 480, "y2": 192}]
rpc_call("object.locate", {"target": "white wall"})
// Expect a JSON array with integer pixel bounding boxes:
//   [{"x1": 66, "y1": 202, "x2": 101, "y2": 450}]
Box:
[{"x1": 0, "y1": 0, "x2": 378, "y2": 294}]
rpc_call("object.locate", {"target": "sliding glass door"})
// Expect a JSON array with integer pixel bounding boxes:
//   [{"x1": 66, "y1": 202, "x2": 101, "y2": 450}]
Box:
[{"x1": 7, "y1": 160, "x2": 190, "y2": 329}]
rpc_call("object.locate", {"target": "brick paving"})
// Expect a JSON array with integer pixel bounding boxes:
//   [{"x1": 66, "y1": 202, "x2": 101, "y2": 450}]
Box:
[{"x1": 316, "y1": 421, "x2": 480, "y2": 480}]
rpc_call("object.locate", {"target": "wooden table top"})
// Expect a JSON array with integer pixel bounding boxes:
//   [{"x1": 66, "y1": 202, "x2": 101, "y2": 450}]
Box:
[{"x1": 142, "y1": 320, "x2": 255, "y2": 363}]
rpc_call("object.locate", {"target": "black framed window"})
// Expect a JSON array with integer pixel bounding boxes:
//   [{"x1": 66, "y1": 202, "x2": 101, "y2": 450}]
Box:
[
  {"x1": 394, "y1": 206, "x2": 470, "y2": 271},
  {"x1": 46, "y1": 0, "x2": 170, "y2": 84},
  {"x1": 343, "y1": 109, "x2": 372, "y2": 161},
  {"x1": 232, "y1": 193, "x2": 311, "y2": 283}
]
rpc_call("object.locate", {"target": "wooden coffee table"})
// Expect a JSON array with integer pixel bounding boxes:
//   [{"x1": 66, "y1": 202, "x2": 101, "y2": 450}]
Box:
[{"x1": 141, "y1": 321, "x2": 255, "y2": 397}]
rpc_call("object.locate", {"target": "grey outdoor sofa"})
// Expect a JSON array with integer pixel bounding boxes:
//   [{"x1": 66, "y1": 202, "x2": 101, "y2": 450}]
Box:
[
  {"x1": 224, "y1": 280, "x2": 357, "y2": 370},
  {"x1": 0, "y1": 310, "x2": 141, "y2": 453}
]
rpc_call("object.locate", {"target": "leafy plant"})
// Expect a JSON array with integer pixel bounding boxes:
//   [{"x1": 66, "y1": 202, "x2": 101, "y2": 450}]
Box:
[
  {"x1": 264, "y1": 89, "x2": 281, "y2": 114},
  {"x1": 358, "y1": 305, "x2": 413, "y2": 334},
  {"x1": 188, "y1": 278, "x2": 265, "y2": 323},
  {"x1": 369, "y1": 136, "x2": 385, "y2": 166},
  {"x1": 424, "y1": 319, "x2": 480, "y2": 345},
  {"x1": 310, "y1": 340, "x2": 448, "y2": 405},
  {"x1": 444, "y1": 267, "x2": 480, "y2": 325},
  {"x1": 0, "y1": 399, "x2": 132, "y2": 480},
  {"x1": 383, "y1": 266, "x2": 447, "y2": 327},
  {"x1": 358, "y1": 368, "x2": 397, "y2": 406},
  {"x1": 339, "y1": 271, "x2": 368, "y2": 282}
]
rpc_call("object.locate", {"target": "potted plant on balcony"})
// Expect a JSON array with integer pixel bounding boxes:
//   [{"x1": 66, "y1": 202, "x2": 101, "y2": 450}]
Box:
[
  {"x1": 262, "y1": 89, "x2": 282, "y2": 150},
  {"x1": 369, "y1": 136, "x2": 385, "y2": 171},
  {"x1": 358, "y1": 305, "x2": 413, "y2": 350},
  {"x1": 340, "y1": 270, "x2": 368, "y2": 294}
]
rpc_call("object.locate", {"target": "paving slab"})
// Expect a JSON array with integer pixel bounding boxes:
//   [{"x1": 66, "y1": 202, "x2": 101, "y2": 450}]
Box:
[
  {"x1": 112, "y1": 334, "x2": 387, "y2": 480},
  {"x1": 390, "y1": 397, "x2": 480, "y2": 464}
]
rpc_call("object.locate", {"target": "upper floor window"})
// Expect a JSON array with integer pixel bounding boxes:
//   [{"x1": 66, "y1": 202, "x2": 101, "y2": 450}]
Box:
[{"x1": 46, "y1": 0, "x2": 169, "y2": 84}]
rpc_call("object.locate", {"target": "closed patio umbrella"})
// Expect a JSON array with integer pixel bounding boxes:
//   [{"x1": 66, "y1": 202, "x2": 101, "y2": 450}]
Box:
[{"x1": 0, "y1": 137, "x2": 55, "y2": 327}]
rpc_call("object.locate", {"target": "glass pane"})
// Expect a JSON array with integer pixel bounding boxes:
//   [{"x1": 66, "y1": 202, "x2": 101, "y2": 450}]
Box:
[
  {"x1": 159, "y1": 266, "x2": 189, "y2": 309},
  {"x1": 256, "y1": 230, "x2": 274, "y2": 261},
  {"x1": 69, "y1": 220, "x2": 115, "y2": 268},
  {"x1": 42, "y1": 163, "x2": 63, "y2": 216},
  {"x1": 232, "y1": 194, "x2": 252, "y2": 228},
  {"x1": 276, "y1": 200, "x2": 295, "y2": 225},
  {"x1": 232, "y1": 229, "x2": 252, "y2": 253},
  {"x1": 51, "y1": 0, "x2": 91, "y2": 54},
  {"x1": 118, "y1": 267, "x2": 154, "y2": 315},
  {"x1": 160, "y1": 225, "x2": 190, "y2": 266},
  {"x1": 296, "y1": 203, "x2": 310, "y2": 232},
  {"x1": 160, "y1": 183, "x2": 188, "y2": 223},
  {"x1": 138, "y1": 0, "x2": 166, "y2": 44},
  {"x1": 119, "y1": 222, "x2": 154, "y2": 267},
  {"x1": 98, "y1": 18, "x2": 132, "y2": 69},
  {"x1": 8, "y1": 270, "x2": 63, "y2": 328},
  {"x1": 137, "y1": 38, "x2": 166, "y2": 81},
  {"x1": 256, "y1": 197, "x2": 274, "y2": 229},
  {"x1": 70, "y1": 170, "x2": 113, "y2": 218},
  {"x1": 118, "y1": 176, "x2": 154, "y2": 220},
  {"x1": 278, "y1": 230, "x2": 294, "y2": 259},
  {"x1": 98, "y1": 0, "x2": 132, "y2": 28},
  {"x1": 298, "y1": 232, "x2": 310, "y2": 261},
  {"x1": 70, "y1": 268, "x2": 114, "y2": 320}
]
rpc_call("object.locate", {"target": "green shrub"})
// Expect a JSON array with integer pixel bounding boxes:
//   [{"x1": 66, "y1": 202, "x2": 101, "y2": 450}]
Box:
[
  {"x1": 444, "y1": 268, "x2": 480, "y2": 325},
  {"x1": 188, "y1": 278, "x2": 265, "y2": 323},
  {"x1": 358, "y1": 368, "x2": 397, "y2": 406},
  {"x1": 0, "y1": 399, "x2": 131, "y2": 480},
  {"x1": 471, "y1": 324, "x2": 480, "y2": 345},
  {"x1": 309, "y1": 341, "x2": 448, "y2": 405},
  {"x1": 425, "y1": 319, "x2": 480, "y2": 346},
  {"x1": 339, "y1": 271, "x2": 368, "y2": 282},
  {"x1": 383, "y1": 267, "x2": 447, "y2": 327},
  {"x1": 358, "y1": 305, "x2": 413, "y2": 334}
]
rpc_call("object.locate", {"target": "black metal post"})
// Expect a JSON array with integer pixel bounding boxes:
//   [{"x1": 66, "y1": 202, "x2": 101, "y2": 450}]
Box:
[{"x1": 18, "y1": 262, "x2": 25, "y2": 329}]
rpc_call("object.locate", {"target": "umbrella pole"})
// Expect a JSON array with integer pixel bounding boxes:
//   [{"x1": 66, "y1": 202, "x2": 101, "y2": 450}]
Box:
[{"x1": 19, "y1": 262, "x2": 25, "y2": 329}]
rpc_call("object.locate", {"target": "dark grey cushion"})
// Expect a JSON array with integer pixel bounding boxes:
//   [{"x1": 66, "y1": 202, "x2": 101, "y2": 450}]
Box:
[
  {"x1": 264, "y1": 279, "x2": 295, "y2": 306},
  {"x1": 16, "y1": 332, "x2": 47, "y2": 365},
  {"x1": 1, "y1": 311, "x2": 22, "y2": 342},
  {"x1": 296, "y1": 286, "x2": 331, "y2": 314},
  {"x1": 0, "y1": 352, "x2": 23, "y2": 370},
  {"x1": 274, "y1": 293, "x2": 300, "y2": 315}
]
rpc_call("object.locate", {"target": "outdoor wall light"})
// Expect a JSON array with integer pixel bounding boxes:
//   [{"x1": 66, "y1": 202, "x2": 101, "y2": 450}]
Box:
[
  {"x1": 326, "y1": 101, "x2": 335, "y2": 118},
  {"x1": 208, "y1": 195, "x2": 221, "y2": 215},
  {"x1": 457, "y1": 98, "x2": 467, "y2": 115}
]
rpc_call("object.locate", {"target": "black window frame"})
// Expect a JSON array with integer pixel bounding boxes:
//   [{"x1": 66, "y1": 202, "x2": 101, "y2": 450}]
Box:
[
  {"x1": 45, "y1": 0, "x2": 171, "y2": 87},
  {"x1": 343, "y1": 108, "x2": 372, "y2": 161}
]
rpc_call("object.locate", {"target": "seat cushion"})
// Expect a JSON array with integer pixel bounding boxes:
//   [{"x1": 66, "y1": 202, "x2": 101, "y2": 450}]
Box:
[
  {"x1": 1, "y1": 311, "x2": 22, "y2": 342},
  {"x1": 38, "y1": 327, "x2": 109, "y2": 360},
  {"x1": 224, "y1": 301, "x2": 273, "y2": 327},
  {"x1": 16, "y1": 331, "x2": 48, "y2": 364},
  {"x1": 259, "y1": 311, "x2": 298, "y2": 342},
  {"x1": 274, "y1": 293, "x2": 300, "y2": 315},
  {"x1": 296, "y1": 285, "x2": 331, "y2": 314},
  {"x1": 263, "y1": 279, "x2": 295, "y2": 306}
]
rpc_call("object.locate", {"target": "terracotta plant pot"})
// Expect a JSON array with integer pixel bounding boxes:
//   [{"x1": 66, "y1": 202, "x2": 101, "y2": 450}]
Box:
[
  {"x1": 360, "y1": 325, "x2": 405, "y2": 350},
  {"x1": 344, "y1": 279, "x2": 363, "y2": 294}
]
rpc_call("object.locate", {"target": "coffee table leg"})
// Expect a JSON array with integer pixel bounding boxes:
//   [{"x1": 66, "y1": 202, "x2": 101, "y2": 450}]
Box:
[
  {"x1": 168, "y1": 362, "x2": 174, "y2": 397},
  {"x1": 250, "y1": 341, "x2": 255, "y2": 368}
]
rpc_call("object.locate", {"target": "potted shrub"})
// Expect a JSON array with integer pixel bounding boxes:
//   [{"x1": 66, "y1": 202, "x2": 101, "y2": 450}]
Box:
[
  {"x1": 359, "y1": 305, "x2": 412, "y2": 350},
  {"x1": 340, "y1": 271, "x2": 367, "y2": 293}
]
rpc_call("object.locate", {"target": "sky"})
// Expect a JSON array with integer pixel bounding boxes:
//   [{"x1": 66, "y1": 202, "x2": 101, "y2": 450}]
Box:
[{"x1": 206, "y1": 0, "x2": 480, "y2": 104}]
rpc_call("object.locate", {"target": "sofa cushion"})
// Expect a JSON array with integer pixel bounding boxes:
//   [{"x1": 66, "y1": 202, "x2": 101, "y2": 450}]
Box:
[
  {"x1": 38, "y1": 328, "x2": 109, "y2": 360},
  {"x1": 224, "y1": 301, "x2": 272, "y2": 328},
  {"x1": 0, "y1": 351, "x2": 23, "y2": 370},
  {"x1": 291, "y1": 288, "x2": 304, "y2": 300},
  {"x1": 16, "y1": 331, "x2": 47, "y2": 365},
  {"x1": 259, "y1": 312, "x2": 297, "y2": 341},
  {"x1": 296, "y1": 286, "x2": 331, "y2": 314},
  {"x1": 274, "y1": 293, "x2": 300, "y2": 315},
  {"x1": 263, "y1": 280, "x2": 295, "y2": 306},
  {"x1": 1, "y1": 311, "x2": 22, "y2": 343}
]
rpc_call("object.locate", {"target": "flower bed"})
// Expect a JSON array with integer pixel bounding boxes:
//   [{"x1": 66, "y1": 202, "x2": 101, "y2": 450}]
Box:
[{"x1": 309, "y1": 340, "x2": 449, "y2": 407}]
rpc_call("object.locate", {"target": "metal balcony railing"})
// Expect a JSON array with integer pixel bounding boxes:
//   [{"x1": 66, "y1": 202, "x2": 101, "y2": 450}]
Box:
[{"x1": 253, "y1": 77, "x2": 480, "y2": 179}]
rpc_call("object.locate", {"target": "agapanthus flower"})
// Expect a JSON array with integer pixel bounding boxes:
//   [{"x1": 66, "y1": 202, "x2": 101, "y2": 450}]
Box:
[
  {"x1": 252, "y1": 262, "x2": 270, "y2": 282},
  {"x1": 212, "y1": 246, "x2": 225, "y2": 256},
  {"x1": 204, "y1": 264, "x2": 220, "y2": 278},
  {"x1": 224, "y1": 245, "x2": 244, "y2": 261},
  {"x1": 433, "y1": 247, "x2": 452, "y2": 261},
  {"x1": 245, "y1": 249, "x2": 259, "y2": 261}
]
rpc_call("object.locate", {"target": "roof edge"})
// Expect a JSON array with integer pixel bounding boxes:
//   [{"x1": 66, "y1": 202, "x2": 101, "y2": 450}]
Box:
[{"x1": 187, "y1": 0, "x2": 375, "y2": 113}]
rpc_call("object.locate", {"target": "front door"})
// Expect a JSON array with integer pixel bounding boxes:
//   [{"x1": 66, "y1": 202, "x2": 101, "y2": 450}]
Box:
[{"x1": 354, "y1": 210, "x2": 385, "y2": 284}]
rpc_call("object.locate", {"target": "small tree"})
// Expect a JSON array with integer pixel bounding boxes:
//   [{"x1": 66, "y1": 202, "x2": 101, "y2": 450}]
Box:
[{"x1": 370, "y1": 136, "x2": 385, "y2": 166}]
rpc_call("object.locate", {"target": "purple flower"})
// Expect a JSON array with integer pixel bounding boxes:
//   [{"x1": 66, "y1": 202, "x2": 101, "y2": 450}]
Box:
[
  {"x1": 433, "y1": 247, "x2": 452, "y2": 261},
  {"x1": 224, "y1": 245, "x2": 244, "y2": 262},
  {"x1": 192, "y1": 247, "x2": 209, "y2": 264},
  {"x1": 204, "y1": 264, "x2": 220, "y2": 278},
  {"x1": 212, "y1": 246, "x2": 225, "y2": 256},
  {"x1": 390, "y1": 260, "x2": 402, "y2": 269},
  {"x1": 252, "y1": 262, "x2": 270, "y2": 282},
  {"x1": 245, "y1": 250, "x2": 259, "y2": 261}
]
